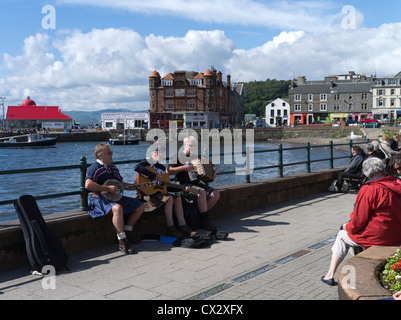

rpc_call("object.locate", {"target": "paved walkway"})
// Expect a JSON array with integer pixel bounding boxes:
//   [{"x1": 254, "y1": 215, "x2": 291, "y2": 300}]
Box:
[{"x1": 0, "y1": 191, "x2": 357, "y2": 301}]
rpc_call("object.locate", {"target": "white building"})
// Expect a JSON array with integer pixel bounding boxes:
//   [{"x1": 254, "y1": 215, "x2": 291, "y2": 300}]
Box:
[
  {"x1": 101, "y1": 112, "x2": 149, "y2": 130},
  {"x1": 372, "y1": 73, "x2": 401, "y2": 121},
  {"x1": 265, "y1": 98, "x2": 290, "y2": 127}
]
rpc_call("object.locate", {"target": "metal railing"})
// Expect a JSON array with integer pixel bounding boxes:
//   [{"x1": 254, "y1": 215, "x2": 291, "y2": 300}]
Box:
[{"x1": 0, "y1": 139, "x2": 366, "y2": 212}]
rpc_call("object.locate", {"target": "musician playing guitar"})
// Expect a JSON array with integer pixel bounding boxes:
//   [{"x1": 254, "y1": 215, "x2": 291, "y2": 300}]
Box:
[
  {"x1": 85, "y1": 143, "x2": 146, "y2": 255},
  {"x1": 134, "y1": 146, "x2": 196, "y2": 238},
  {"x1": 166, "y1": 135, "x2": 220, "y2": 231}
]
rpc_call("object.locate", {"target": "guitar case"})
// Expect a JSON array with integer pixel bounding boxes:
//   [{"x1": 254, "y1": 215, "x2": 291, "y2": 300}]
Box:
[{"x1": 14, "y1": 195, "x2": 68, "y2": 273}]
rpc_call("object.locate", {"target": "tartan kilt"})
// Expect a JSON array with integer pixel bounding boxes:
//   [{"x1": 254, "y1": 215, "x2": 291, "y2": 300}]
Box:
[{"x1": 87, "y1": 195, "x2": 143, "y2": 219}]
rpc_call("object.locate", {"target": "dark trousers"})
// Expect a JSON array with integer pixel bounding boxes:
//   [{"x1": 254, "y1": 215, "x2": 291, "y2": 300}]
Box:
[{"x1": 336, "y1": 172, "x2": 362, "y2": 189}]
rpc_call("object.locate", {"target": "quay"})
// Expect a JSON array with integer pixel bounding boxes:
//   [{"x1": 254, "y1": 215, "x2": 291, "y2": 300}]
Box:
[{"x1": 0, "y1": 167, "x2": 356, "y2": 302}]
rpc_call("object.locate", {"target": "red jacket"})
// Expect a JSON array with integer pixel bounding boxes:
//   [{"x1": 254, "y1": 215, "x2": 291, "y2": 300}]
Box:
[{"x1": 347, "y1": 175, "x2": 401, "y2": 248}]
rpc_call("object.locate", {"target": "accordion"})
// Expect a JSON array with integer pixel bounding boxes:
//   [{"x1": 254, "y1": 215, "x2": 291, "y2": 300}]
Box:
[{"x1": 188, "y1": 158, "x2": 215, "y2": 183}]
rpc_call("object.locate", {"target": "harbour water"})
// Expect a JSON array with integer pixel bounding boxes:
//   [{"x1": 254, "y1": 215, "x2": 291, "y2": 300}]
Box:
[{"x1": 0, "y1": 140, "x2": 349, "y2": 222}]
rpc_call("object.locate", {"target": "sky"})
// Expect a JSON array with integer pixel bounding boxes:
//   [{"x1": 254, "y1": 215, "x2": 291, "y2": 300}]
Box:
[{"x1": 1, "y1": 0, "x2": 401, "y2": 112}]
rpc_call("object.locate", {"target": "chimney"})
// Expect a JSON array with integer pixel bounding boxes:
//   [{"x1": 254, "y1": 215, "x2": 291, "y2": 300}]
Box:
[
  {"x1": 227, "y1": 74, "x2": 231, "y2": 88},
  {"x1": 297, "y1": 76, "x2": 306, "y2": 85}
]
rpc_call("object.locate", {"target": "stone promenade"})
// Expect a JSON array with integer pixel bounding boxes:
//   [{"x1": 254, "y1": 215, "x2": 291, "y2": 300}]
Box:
[{"x1": 0, "y1": 190, "x2": 357, "y2": 301}]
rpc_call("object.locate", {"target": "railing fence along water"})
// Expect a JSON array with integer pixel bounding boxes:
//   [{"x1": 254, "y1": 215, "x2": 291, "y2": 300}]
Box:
[{"x1": 0, "y1": 140, "x2": 366, "y2": 215}]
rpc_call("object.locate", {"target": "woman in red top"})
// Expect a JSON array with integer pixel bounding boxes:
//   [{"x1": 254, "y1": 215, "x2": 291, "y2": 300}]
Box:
[{"x1": 322, "y1": 157, "x2": 401, "y2": 286}]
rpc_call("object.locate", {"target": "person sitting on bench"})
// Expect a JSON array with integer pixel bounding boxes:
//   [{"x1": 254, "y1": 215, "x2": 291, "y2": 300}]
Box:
[
  {"x1": 322, "y1": 157, "x2": 401, "y2": 286},
  {"x1": 334, "y1": 146, "x2": 366, "y2": 193}
]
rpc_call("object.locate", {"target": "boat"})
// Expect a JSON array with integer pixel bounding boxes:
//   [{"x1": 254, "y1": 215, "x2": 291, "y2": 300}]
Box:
[
  {"x1": 0, "y1": 134, "x2": 57, "y2": 148},
  {"x1": 108, "y1": 133, "x2": 140, "y2": 145}
]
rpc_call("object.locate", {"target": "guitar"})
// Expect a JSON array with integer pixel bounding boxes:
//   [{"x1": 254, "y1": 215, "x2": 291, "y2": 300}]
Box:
[
  {"x1": 135, "y1": 166, "x2": 199, "y2": 196},
  {"x1": 101, "y1": 179, "x2": 157, "y2": 201}
]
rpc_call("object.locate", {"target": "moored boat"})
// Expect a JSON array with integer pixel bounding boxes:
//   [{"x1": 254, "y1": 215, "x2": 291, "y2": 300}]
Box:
[
  {"x1": 108, "y1": 134, "x2": 140, "y2": 145},
  {"x1": 0, "y1": 134, "x2": 57, "y2": 148}
]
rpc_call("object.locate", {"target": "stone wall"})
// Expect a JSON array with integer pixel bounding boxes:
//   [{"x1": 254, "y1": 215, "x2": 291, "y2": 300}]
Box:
[{"x1": 338, "y1": 246, "x2": 398, "y2": 300}]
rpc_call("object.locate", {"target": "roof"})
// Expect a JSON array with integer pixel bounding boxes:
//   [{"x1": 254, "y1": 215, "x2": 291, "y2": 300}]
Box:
[
  {"x1": 6, "y1": 106, "x2": 72, "y2": 120},
  {"x1": 291, "y1": 82, "x2": 372, "y2": 94}
]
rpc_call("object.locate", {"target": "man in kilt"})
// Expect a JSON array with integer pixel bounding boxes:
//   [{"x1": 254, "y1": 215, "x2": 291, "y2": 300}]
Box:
[{"x1": 85, "y1": 143, "x2": 145, "y2": 254}]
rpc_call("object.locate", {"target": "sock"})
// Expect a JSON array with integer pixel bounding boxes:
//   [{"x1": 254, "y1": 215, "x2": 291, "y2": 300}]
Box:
[
  {"x1": 124, "y1": 225, "x2": 133, "y2": 232},
  {"x1": 177, "y1": 218, "x2": 186, "y2": 226},
  {"x1": 117, "y1": 232, "x2": 127, "y2": 240}
]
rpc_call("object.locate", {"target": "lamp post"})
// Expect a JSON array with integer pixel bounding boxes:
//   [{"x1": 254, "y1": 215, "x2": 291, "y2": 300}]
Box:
[{"x1": 0, "y1": 97, "x2": 5, "y2": 131}]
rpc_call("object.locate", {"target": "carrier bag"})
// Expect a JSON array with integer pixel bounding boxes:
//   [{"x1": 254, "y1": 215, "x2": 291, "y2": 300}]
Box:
[{"x1": 14, "y1": 195, "x2": 68, "y2": 272}]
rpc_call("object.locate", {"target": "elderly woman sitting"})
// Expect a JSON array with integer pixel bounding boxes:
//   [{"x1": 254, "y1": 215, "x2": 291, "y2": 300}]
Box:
[{"x1": 321, "y1": 157, "x2": 401, "y2": 286}]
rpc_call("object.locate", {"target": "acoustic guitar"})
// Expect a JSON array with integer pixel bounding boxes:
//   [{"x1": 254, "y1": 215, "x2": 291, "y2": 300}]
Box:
[{"x1": 135, "y1": 166, "x2": 199, "y2": 196}]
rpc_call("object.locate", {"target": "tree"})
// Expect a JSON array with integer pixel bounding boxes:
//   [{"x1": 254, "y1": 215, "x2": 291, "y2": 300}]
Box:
[{"x1": 239, "y1": 79, "x2": 291, "y2": 117}]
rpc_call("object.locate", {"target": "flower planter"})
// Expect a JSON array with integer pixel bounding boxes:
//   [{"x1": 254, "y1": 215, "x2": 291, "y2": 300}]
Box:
[{"x1": 338, "y1": 246, "x2": 399, "y2": 300}]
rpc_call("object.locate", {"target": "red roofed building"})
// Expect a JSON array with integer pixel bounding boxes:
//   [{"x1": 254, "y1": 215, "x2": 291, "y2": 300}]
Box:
[{"x1": 6, "y1": 97, "x2": 73, "y2": 131}]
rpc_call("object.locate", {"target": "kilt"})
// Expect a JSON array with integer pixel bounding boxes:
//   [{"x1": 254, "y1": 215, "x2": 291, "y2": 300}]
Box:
[
  {"x1": 179, "y1": 182, "x2": 215, "y2": 203},
  {"x1": 87, "y1": 195, "x2": 143, "y2": 219}
]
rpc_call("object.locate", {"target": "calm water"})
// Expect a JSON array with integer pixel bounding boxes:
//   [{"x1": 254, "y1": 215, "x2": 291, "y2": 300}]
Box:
[{"x1": 0, "y1": 140, "x2": 349, "y2": 222}]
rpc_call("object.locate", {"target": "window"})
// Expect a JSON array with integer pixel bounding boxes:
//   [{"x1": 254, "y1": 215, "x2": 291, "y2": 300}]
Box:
[
  {"x1": 294, "y1": 94, "x2": 301, "y2": 101},
  {"x1": 165, "y1": 101, "x2": 174, "y2": 110},
  {"x1": 271, "y1": 110, "x2": 275, "y2": 117},
  {"x1": 377, "y1": 99, "x2": 385, "y2": 107},
  {"x1": 320, "y1": 94, "x2": 327, "y2": 101},
  {"x1": 294, "y1": 104, "x2": 301, "y2": 112},
  {"x1": 187, "y1": 101, "x2": 196, "y2": 109},
  {"x1": 320, "y1": 103, "x2": 327, "y2": 111},
  {"x1": 308, "y1": 94, "x2": 313, "y2": 101},
  {"x1": 190, "y1": 79, "x2": 203, "y2": 86},
  {"x1": 165, "y1": 90, "x2": 173, "y2": 97},
  {"x1": 308, "y1": 104, "x2": 313, "y2": 112},
  {"x1": 361, "y1": 93, "x2": 368, "y2": 100},
  {"x1": 161, "y1": 79, "x2": 173, "y2": 86},
  {"x1": 187, "y1": 89, "x2": 196, "y2": 97}
]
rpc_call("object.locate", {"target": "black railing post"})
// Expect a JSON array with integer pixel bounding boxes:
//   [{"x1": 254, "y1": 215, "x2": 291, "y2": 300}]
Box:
[
  {"x1": 245, "y1": 146, "x2": 251, "y2": 183},
  {"x1": 329, "y1": 141, "x2": 334, "y2": 169},
  {"x1": 278, "y1": 144, "x2": 284, "y2": 177},
  {"x1": 80, "y1": 157, "x2": 88, "y2": 211},
  {"x1": 349, "y1": 140, "x2": 353, "y2": 157},
  {"x1": 306, "y1": 142, "x2": 311, "y2": 173}
]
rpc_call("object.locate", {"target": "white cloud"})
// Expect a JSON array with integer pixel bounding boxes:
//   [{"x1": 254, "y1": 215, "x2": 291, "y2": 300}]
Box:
[
  {"x1": 2, "y1": 20, "x2": 401, "y2": 112},
  {"x1": 59, "y1": 0, "x2": 344, "y2": 33},
  {"x1": 226, "y1": 24, "x2": 401, "y2": 82},
  {"x1": 1, "y1": 28, "x2": 234, "y2": 111}
]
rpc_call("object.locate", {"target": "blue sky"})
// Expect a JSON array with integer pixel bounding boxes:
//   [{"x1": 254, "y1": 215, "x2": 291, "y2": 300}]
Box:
[{"x1": 1, "y1": 0, "x2": 401, "y2": 111}]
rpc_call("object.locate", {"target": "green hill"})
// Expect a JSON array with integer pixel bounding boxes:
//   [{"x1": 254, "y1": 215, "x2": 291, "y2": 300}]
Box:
[{"x1": 240, "y1": 79, "x2": 291, "y2": 117}]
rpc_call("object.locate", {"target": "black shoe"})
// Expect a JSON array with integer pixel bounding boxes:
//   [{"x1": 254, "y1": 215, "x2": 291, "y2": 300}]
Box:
[
  {"x1": 321, "y1": 276, "x2": 337, "y2": 286},
  {"x1": 119, "y1": 238, "x2": 136, "y2": 254}
]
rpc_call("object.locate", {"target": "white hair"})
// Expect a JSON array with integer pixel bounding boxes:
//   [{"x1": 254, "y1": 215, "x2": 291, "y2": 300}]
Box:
[{"x1": 362, "y1": 157, "x2": 386, "y2": 179}]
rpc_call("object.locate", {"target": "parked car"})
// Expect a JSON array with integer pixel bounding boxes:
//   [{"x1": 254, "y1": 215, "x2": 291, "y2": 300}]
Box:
[
  {"x1": 362, "y1": 119, "x2": 381, "y2": 128},
  {"x1": 346, "y1": 119, "x2": 358, "y2": 126}
]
